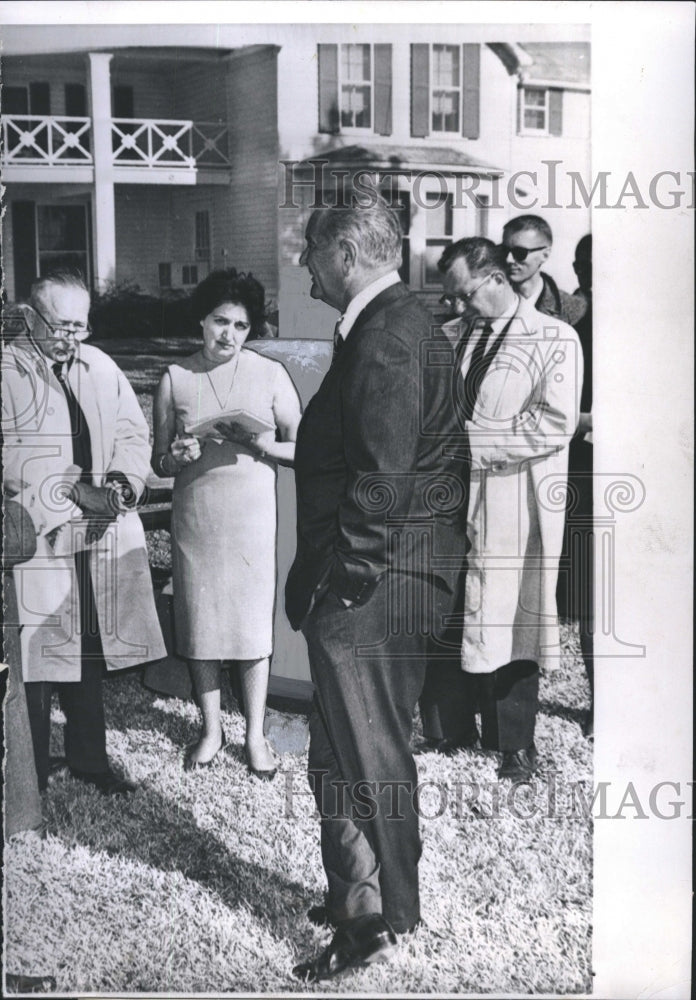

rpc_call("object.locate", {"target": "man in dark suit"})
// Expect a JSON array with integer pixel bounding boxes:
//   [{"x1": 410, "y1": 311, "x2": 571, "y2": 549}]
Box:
[{"x1": 286, "y1": 196, "x2": 467, "y2": 981}]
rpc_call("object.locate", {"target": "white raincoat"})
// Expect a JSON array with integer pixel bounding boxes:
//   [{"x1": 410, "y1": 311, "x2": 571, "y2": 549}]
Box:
[
  {"x1": 2, "y1": 336, "x2": 166, "y2": 681},
  {"x1": 461, "y1": 296, "x2": 582, "y2": 673}
]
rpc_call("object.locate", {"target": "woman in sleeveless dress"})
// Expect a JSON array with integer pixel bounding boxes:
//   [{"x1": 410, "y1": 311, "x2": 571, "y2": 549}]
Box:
[{"x1": 152, "y1": 270, "x2": 301, "y2": 776}]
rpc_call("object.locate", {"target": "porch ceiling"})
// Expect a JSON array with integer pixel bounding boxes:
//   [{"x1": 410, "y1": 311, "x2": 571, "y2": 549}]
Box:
[{"x1": 2, "y1": 46, "x2": 234, "y2": 73}]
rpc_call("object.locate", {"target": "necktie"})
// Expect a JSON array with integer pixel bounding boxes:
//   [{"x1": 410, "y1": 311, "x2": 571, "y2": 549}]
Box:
[
  {"x1": 460, "y1": 322, "x2": 493, "y2": 422},
  {"x1": 53, "y1": 362, "x2": 93, "y2": 481},
  {"x1": 52, "y1": 361, "x2": 99, "y2": 638},
  {"x1": 332, "y1": 318, "x2": 345, "y2": 364}
]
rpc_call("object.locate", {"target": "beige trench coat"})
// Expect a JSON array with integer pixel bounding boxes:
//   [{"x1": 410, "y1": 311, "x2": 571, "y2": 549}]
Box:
[
  {"x1": 2, "y1": 336, "x2": 166, "y2": 681},
  {"x1": 461, "y1": 296, "x2": 582, "y2": 673}
]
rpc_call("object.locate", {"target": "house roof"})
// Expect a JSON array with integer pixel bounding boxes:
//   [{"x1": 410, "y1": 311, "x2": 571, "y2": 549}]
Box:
[
  {"x1": 517, "y1": 43, "x2": 591, "y2": 87},
  {"x1": 299, "y1": 143, "x2": 503, "y2": 176}
]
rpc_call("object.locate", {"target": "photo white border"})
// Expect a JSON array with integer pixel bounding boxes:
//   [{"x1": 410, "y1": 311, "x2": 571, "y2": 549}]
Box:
[{"x1": 1, "y1": 3, "x2": 693, "y2": 997}]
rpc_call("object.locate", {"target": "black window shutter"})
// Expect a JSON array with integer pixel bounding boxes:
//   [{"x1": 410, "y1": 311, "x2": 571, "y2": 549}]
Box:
[
  {"x1": 29, "y1": 82, "x2": 50, "y2": 115},
  {"x1": 516, "y1": 87, "x2": 522, "y2": 134},
  {"x1": 549, "y1": 89, "x2": 563, "y2": 136},
  {"x1": 65, "y1": 83, "x2": 87, "y2": 116},
  {"x1": 461, "y1": 44, "x2": 480, "y2": 139},
  {"x1": 374, "y1": 44, "x2": 393, "y2": 136},
  {"x1": 410, "y1": 44, "x2": 430, "y2": 137},
  {"x1": 12, "y1": 201, "x2": 37, "y2": 302},
  {"x1": 318, "y1": 44, "x2": 339, "y2": 134}
]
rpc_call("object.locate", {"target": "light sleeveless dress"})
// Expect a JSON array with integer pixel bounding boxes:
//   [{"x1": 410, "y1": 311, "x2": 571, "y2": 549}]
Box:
[{"x1": 168, "y1": 348, "x2": 297, "y2": 660}]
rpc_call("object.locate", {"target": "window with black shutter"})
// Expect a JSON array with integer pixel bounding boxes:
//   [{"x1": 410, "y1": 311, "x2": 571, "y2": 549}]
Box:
[
  {"x1": 519, "y1": 86, "x2": 562, "y2": 136},
  {"x1": 410, "y1": 43, "x2": 480, "y2": 139},
  {"x1": 317, "y1": 43, "x2": 392, "y2": 136}
]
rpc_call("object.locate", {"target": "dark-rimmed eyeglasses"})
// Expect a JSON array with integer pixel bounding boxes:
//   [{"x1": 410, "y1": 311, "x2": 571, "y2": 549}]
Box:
[
  {"x1": 31, "y1": 304, "x2": 91, "y2": 340},
  {"x1": 504, "y1": 245, "x2": 549, "y2": 263},
  {"x1": 441, "y1": 272, "x2": 495, "y2": 310}
]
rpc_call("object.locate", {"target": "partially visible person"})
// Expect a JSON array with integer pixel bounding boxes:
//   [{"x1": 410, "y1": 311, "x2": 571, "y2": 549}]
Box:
[
  {"x1": 2, "y1": 270, "x2": 166, "y2": 795},
  {"x1": 558, "y1": 233, "x2": 594, "y2": 736},
  {"x1": 152, "y1": 269, "x2": 301, "y2": 776},
  {"x1": 2, "y1": 496, "x2": 43, "y2": 838},
  {"x1": 502, "y1": 215, "x2": 585, "y2": 327},
  {"x1": 429, "y1": 237, "x2": 581, "y2": 781}
]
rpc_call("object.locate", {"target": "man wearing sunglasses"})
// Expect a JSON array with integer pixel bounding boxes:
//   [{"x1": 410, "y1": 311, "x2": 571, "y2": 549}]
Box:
[
  {"x1": 502, "y1": 215, "x2": 584, "y2": 327},
  {"x1": 418, "y1": 237, "x2": 581, "y2": 781},
  {"x1": 2, "y1": 269, "x2": 165, "y2": 796}
]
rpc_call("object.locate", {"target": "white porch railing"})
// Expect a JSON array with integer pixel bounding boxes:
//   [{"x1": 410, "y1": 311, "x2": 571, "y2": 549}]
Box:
[
  {"x1": 1, "y1": 115, "x2": 230, "y2": 169},
  {"x1": 1, "y1": 115, "x2": 93, "y2": 165},
  {"x1": 111, "y1": 118, "x2": 230, "y2": 168}
]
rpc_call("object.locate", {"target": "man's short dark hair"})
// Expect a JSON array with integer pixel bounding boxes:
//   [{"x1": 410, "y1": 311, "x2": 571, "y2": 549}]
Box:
[
  {"x1": 502, "y1": 215, "x2": 554, "y2": 245},
  {"x1": 438, "y1": 237, "x2": 508, "y2": 277}
]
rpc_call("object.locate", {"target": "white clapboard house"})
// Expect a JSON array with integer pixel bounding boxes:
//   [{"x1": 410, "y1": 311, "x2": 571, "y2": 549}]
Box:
[{"x1": 2, "y1": 25, "x2": 590, "y2": 334}]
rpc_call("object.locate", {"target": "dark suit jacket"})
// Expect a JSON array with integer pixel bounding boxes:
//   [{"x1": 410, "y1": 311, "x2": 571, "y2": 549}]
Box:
[{"x1": 285, "y1": 282, "x2": 469, "y2": 631}]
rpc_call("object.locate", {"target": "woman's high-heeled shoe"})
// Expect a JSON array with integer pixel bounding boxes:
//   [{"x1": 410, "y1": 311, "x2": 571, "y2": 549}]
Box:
[
  {"x1": 244, "y1": 739, "x2": 278, "y2": 781},
  {"x1": 183, "y1": 729, "x2": 227, "y2": 771}
]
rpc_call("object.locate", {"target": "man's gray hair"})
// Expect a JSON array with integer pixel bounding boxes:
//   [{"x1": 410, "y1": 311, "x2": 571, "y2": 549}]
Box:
[
  {"x1": 30, "y1": 269, "x2": 89, "y2": 310},
  {"x1": 312, "y1": 197, "x2": 403, "y2": 269}
]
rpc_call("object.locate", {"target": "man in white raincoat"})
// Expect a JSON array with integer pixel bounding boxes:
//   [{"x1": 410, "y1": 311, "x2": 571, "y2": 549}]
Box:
[
  {"x1": 423, "y1": 238, "x2": 581, "y2": 781},
  {"x1": 2, "y1": 270, "x2": 165, "y2": 794}
]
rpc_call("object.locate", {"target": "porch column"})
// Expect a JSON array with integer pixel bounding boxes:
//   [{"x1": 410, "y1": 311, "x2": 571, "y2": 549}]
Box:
[{"x1": 87, "y1": 52, "x2": 116, "y2": 290}]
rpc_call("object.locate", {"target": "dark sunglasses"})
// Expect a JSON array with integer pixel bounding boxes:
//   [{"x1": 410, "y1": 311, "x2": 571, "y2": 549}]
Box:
[{"x1": 505, "y1": 244, "x2": 549, "y2": 263}]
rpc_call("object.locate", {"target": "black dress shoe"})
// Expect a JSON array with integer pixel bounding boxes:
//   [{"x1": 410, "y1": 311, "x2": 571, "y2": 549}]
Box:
[
  {"x1": 413, "y1": 732, "x2": 479, "y2": 757},
  {"x1": 307, "y1": 903, "x2": 336, "y2": 929},
  {"x1": 183, "y1": 729, "x2": 227, "y2": 771},
  {"x1": 307, "y1": 905, "x2": 422, "y2": 936},
  {"x1": 293, "y1": 913, "x2": 397, "y2": 982},
  {"x1": 497, "y1": 744, "x2": 537, "y2": 781},
  {"x1": 69, "y1": 768, "x2": 136, "y2": 796}
]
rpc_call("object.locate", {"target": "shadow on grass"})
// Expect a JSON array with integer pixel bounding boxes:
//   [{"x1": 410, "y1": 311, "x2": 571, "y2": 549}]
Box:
[
  {"x1": 537, "y1": 700, "x2": 587, "y2": 728},
  {"x1": 100, "y1": 669, "x2": 242, "y2": 747},
  {"x1": 43, "y1": 772, "x2": 317, "y2": 942}
]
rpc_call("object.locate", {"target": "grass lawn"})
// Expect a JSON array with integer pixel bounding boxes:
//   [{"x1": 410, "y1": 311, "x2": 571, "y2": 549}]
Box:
[{"x1": 3, "y1": 338, "x2": 593, "y2": 995}]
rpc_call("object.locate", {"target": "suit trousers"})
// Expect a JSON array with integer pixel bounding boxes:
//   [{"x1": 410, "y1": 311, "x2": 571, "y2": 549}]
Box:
[
  {"x1": 420, "y1": 569, "x2": 478, "y2": 745},
  {"x1": 421, "y1": 655, "x2": 539, "y2": 752},
  {"x1": 420, "y1": 565, "x2": 538, "y2": 751},
  {"x1": 24, "y1": 549, "x2": 109, "y2": 790},
  {"x1": 303, "y1": 573, "x2": 426, "y2": 934}
]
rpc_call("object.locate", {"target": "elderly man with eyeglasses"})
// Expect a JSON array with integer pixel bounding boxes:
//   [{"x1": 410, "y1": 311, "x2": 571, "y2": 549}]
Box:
[
  {"x1": 417, "y1": 238, "x2": 582, "y2": 781},
  {"x1": 2, "y1": 269, "x2": 165, "y2": 795}
]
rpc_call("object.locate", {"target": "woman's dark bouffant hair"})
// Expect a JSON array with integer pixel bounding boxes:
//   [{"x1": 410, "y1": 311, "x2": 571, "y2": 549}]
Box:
[{"x1": 190, "y1": 269, "x2": 267, "y2": 340}]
